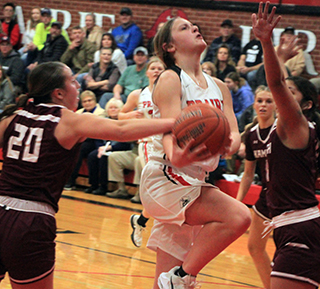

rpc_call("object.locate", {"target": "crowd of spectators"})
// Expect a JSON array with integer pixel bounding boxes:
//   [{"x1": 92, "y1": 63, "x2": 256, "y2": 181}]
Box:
[{"x1": 0, "y1": 2, "x2": 318, "y2": 193}]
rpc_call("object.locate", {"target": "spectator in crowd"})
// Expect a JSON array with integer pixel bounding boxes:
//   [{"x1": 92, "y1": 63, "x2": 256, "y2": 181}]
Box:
[
  {"x1": 86, "y1": 98, "x2": 131, "y2": 195},
  {"x1": 106, "y1": 141, "x2": 141, "y2": 199},
  {"x1": 237, "y1": 36, "x2": 263, "y2": 88},
  {"x1": 204, "y1": 19, "x2": 241, "y2": 64},
  {"x1": 275, "y1": 26, "x2": 305, "y2": 76},
  {"x1": 98, "y1": 46, "x2": 149, "y2": 107},
  {"x1": 94, "y1": 32, "x2": 127, "y2": 74},
  {"x1": 224, "y1": 71, "x2": 254, "y2": 122},
  {"x1": 112, "y1": 7, "x2": 143, "y2": 64},
  {"x1": 214, "y1": 43, "x2": 237, "y2": 81},
  {"x1": 201, "y1": 61, "x2": 216, "y2": 78},
  {"x1": 26, "y1": 7, "x2": 70, "y2": 66},
  {"x1": 19, "y1": 7, "x2": 41, "y2": 63},
  {"x1": 0, "y1": 64, "x2": 14, "y2": 112},
  {"x1": 1, "y1": 2, "x2": 20, "y2": 51},
  {"x1": 64, "y1": 90, "x2": 106, "y2": 190},
  {"x1": 85, "y1": 47, "x2": 121, "y2": 102},
  {"x1": 0, "y1": 36, "x2": 24, "y2": 93},
  {"x1": 147, "y1": 22, "x2": 165, "y2": 57},
  {"x1": 61, "y1": 25, "x2": 96, "y2": 83},
  {"x1": 83, "y1": 13, "x2": 104, "y2": 49},
  {"x1": 27, "y1": 22, "x2": 68, "y2": 71}
]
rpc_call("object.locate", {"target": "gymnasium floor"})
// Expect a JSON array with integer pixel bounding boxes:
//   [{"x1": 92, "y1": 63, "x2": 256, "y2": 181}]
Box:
[{"x1": 1, "y1": 189, "x2": 275, "y2": 289}]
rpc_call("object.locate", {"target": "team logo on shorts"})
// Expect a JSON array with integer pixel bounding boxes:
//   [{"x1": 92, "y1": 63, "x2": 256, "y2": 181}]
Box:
[{"x1": 180, "y1": 196, "x2": 191, "y2": 208}]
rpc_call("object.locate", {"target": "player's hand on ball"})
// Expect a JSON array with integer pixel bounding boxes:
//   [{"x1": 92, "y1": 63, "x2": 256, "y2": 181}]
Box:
[{"x1": 170, "y1": 135, "x2": 212, "y2": 168}]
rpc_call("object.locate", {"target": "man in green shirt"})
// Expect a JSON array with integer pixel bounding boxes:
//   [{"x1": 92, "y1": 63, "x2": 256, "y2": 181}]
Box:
[{"x1": 98, "y1": 46, "x2": 149, "y2": 108}]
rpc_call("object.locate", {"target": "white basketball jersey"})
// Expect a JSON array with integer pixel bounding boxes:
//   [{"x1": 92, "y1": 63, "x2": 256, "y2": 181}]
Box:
[{"x1": 151, "y1": 67, "x2": 225, "y2": 173}]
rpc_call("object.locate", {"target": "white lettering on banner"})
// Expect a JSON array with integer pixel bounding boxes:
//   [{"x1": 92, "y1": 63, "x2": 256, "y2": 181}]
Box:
[{"x1": 15, "y1": 6, "x2": 317, "y2": 53}]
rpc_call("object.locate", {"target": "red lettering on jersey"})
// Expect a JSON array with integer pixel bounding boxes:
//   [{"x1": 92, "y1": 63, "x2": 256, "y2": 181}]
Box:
[{"x1": 186, "y1": 99, "x2": 223, "y2": 110}]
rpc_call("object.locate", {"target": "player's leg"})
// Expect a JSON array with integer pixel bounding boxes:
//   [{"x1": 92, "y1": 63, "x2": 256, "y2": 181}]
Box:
[
  {"x1": 248, "y1": 211, "x2": 272, "y2": 289},
  {"x1": 182, "y1": 186, "x2": 251, "y2": 276},
  {"x1": 10, "y1": 271, "x2": 54, "y2": 289},
  {"x1": 130, "y1": 208, "x2": 150, "y2": 247},
  {"x1": 153, "y1": 248, "x2": 182, "y2": 289}
]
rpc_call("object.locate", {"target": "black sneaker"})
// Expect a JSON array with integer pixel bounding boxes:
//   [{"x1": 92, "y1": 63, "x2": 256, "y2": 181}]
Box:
[
  {"x1": 84, "y1": 186, "x2": 97, "y2": 194},
  {"x1": 92, "y1": 187, "x2": 107, "y2": 195},
  {"x1": 64, "y1": 183, "x2": 76, "y2": 191}
]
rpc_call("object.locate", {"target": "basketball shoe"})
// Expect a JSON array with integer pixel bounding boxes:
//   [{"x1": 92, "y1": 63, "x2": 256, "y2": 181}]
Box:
[
  {"x1": 158, "y1": 266, "x2": 200, "y2": 289},
  {"x1": 130, "y1": 214, "x2": 144, "y2": 247}
]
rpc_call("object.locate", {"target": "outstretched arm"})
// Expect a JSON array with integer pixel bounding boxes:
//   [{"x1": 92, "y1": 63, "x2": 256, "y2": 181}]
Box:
[{"x1": 252, "y1": 2, "x2": 309, "y2": 149}]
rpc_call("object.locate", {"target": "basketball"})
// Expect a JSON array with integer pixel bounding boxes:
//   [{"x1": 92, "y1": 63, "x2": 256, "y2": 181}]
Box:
[{"x1": 172, "y1": 103, "x2": 230, "y2": 156}]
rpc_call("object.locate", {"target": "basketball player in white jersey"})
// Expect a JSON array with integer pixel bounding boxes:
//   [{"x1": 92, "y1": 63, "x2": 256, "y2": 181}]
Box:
[{"x1": 140, "y1": 18, "x2": 251, "y2": 289}]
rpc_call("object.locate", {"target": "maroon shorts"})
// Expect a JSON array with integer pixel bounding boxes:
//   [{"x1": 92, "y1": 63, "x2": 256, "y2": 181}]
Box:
[
  {"x1": 253, "y1": 187, "x2": 271, "y2": 220},
  {"x1": 272, "y1": 217, "x2": 320, "y2": 287},
  {"x1": 0, "y1": 206, "x2": 56, "y2": 284}
]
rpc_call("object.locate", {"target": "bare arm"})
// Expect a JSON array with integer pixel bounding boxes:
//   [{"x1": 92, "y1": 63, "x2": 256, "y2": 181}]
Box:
[
  {"x1": 113, "y1": 84, "x2": 123, "y2": 100},
  {"x1": 236, "y1": 160, "x2": 256, "y2": 201},
  {"x1": 252, "y1": 2, "x2": 309, "y2": 149},
  {"x1": 55, "y1": 109, "x2": 174, "y2": 150},
  {"x1": 118, "y1": 89, "x2": 143, "y2": 120}
]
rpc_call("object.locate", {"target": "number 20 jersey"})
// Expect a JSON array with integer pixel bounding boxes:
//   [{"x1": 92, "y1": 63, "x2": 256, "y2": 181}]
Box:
[{"x1": 0, "y1": 103, "x2": 81, "y2": 212}]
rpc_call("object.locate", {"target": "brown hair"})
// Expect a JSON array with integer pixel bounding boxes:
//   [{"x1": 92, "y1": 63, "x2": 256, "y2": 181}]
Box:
[
  {"x1": 225, "y1": 71, "x2": 246, "y2": 88},
  {"x1": 214, "y1": 44, "x2": 236, "y2": 67},
  {"x1": 0, "y1": 62, "x2": 68, "y2": 120},
  {"x1": 153, "y1": 18, "x2": 176, "y2": 68}
]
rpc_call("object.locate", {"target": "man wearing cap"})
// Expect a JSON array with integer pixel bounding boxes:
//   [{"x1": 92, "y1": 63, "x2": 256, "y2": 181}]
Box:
[
  {"x1": 27, "y1": 22, "x2": 68, "y2": 71},
  {"x1": 0, "y1": 35, "x2": 24, "y2": 91},
  {"x1": 98, "y1": 46, "x2": 149, "y2": 107},
  {"x1": 275, "y1": 26, "x2": 305, "y2": 76},
  {"x1": 1, "y1": 2, "x2": 20, "y2": 50},
  {"x1": 112, "y1": 7, "x2": 143, "y2": 64},
  {"x1": 204, "y1": 19, "x2": 241, "y2": 64}
]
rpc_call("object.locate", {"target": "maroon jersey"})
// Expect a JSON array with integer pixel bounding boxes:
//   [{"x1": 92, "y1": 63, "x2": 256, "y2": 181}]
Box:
[
  {"x1": 245, "y1": 122, "x2": 276, "y2": 188},
  {"x1": 266, "y1": 121, "x2": 319, "y2": 217},
  {"x1": 0, "y1": 103, "x2": 81, "y2": 212}
]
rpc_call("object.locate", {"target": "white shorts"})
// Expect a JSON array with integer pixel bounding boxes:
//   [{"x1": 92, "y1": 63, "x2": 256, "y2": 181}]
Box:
[{"x1": 140, "y1": 160, "x2": 214, "y2": 261}]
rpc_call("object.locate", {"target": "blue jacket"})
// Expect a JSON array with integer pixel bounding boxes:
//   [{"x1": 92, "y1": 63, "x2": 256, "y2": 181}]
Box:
[
  {"x1": 231, "y1": 82, "x2": 254, "y2": 121},
  {"x1": 112, "y1": 23, "x2": 143, "y2": 59}
]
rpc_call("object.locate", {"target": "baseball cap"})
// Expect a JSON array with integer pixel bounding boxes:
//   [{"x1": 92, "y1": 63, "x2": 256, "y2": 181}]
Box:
[
  {"x1": 41, "y1": 8, "x2": 52, "y2": 16},
  {"x1": 0, "y1": 35, "x2": 11, "y2": 44},
  {"x1": 51, "y1": 21, "x2": 62, "y2": 29},
  {"x1": 120, "y1": 7, "x2": 132, "y2": 15},
  {"x1": 221, "y1": 19, "x2": 233, "y2": 27},
  {"x1": 134, "y1": 46, "x2": 148, "y2": 55},
  {"x1": 283, "y1": 26, "x2": 295, "y2": 34}
]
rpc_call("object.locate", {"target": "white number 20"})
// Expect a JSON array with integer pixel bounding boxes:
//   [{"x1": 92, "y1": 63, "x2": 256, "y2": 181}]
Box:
[{"x1": 7, "y1": 123, "x2": 44, "y2": 163}]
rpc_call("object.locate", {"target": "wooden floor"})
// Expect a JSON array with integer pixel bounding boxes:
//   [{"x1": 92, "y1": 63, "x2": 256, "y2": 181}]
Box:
[{"x1": 1, "y1": 187, "x2": 275, "y2": 289}]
